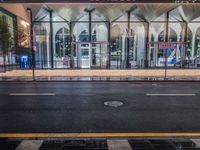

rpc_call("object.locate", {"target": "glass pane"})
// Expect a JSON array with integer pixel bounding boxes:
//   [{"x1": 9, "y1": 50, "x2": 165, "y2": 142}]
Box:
[
  {"x1": 111, "y1": 22, "x2": 127, "y2": 68},
  {"x1": 54, "y1": 23, "x2": 70, "y2": 68},
  {"x1": 33, "y1": 23, "x2": 50, "y2": 69},
  {"x1": 92, "y1": 22, "x2": 108, "y2": 42},
  {"x1": 130, "y1": 22, "x2": 146, "y2": 68},
  {"x1": 78, "y1": 43, "x2": 90, "y2": 68},
  {"x1": 73, "y1": 22, "x2": 89, "y2": 42}
]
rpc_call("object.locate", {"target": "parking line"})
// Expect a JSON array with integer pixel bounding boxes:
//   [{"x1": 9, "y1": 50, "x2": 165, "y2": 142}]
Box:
[
  {"x1": 146, "y1": 93, "x2": 196, "y2": 96},
  {"x1": 1, "y1": 133, "x2": 200, "y2": 138},
  {"x1": 16, "y1": 140, "x2": 43, "y2": 150},
  {"x1": 191, "y1": 139, "x2": 200, "y2": 147},
  {"x1": 9, "y1": 93, "x2": 56, "y2": 96},
  {"x1": 107, "y1": 140, "x2": 132, "y2": 150}
]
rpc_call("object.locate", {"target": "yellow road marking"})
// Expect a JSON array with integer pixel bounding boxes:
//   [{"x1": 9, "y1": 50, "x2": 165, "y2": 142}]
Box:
[{"x1": 1, "y1": 133, "x2": 200, "y2": 138}]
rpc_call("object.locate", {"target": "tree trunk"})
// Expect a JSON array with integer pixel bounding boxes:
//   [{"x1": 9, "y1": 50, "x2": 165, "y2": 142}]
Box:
[{"x1": 3, "y1": 51, "x2": 6, "y2": 72}]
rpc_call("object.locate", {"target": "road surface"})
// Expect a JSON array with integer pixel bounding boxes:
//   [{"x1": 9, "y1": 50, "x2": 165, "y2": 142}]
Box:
[{"x1": 0, "y1": 82, "x2": 200, "y2": 135}]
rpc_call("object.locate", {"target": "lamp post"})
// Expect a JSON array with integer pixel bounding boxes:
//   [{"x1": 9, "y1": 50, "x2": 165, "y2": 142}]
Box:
[{"x1": 26, "y1": 8, "x2": 35, "y2": 81}]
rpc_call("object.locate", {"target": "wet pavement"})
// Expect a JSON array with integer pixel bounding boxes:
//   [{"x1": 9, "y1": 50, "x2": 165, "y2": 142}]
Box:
[
  {"x1": 0, "y1": 82, "x2": 200, "y2": 133},
  {"x1": 1, "y1": 76, "x2": 200, "y2": 81}
]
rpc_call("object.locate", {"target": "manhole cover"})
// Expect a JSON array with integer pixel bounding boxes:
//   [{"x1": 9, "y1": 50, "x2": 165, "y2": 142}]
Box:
[{"x1": 104, "y1": 101, "x2": 124, "y2": 108}]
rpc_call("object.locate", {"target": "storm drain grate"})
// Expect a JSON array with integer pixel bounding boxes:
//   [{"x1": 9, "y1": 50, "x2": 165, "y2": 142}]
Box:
[
  {"x1": 129, "y1": 139, "x2": 200, "y2": 150},
  {"x1": 104, "y1": 101, "x2": 124, "y2": 108},
  {"x1": 39, "y1": 140, "x2": 64, "y2": 150},
  {"x1": 0, "y1": 138, "x2": 21, "y2": 150}
]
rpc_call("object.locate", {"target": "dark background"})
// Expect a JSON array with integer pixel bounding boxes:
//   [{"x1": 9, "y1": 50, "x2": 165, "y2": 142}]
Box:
[{"x1": 1, "y1": 0, "x2": 195, "y2": 3}]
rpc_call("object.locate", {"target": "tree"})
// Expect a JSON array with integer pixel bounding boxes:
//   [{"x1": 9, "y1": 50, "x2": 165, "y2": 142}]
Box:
[{"x1": 0, "y1": 16, "x2": 12, "y2": 71}]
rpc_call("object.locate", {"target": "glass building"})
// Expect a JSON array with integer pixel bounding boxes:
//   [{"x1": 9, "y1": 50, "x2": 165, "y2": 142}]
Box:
[
  {"x1": 0, "y1": 7, "x2": 17, "y2": 67},
  {"x1": 1, "y1": 2, "x2": 200, "y2": 69},
  {"x1": 0, "y1": 6, "x2": 30, "y2": 71}
]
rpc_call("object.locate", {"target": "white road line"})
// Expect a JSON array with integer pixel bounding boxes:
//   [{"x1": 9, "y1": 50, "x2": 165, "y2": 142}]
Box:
[
  {"x1": 9, "y1": 93, "x2": 56, "y2": 96},
  {"x1": 146, "y1": 93, "x2": 196, "y2": 96},
  {"x1": 15, "y1": 140, "x2": 43, "y2": 150},
  {"x1": 107, "y1": 140, "x2": 132, "y2": 150}
]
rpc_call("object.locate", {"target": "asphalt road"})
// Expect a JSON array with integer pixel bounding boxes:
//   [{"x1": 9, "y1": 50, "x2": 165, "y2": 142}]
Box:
[{"x1": 0, "y1": 82, "x2": 200, "y2": 133}]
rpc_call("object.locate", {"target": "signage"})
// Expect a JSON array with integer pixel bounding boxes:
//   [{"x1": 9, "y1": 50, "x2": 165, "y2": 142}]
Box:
[{"x1": 159, "y1": 43, "x2": 176, "y2": 50}]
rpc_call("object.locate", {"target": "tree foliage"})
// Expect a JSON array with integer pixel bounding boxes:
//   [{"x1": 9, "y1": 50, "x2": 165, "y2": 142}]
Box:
[
  {"x1": 15, "y1": 24, "x2": 31, "y2": 55},
  {"x1": 0, "y1": 16, "x2": 12, "y2": 55}
]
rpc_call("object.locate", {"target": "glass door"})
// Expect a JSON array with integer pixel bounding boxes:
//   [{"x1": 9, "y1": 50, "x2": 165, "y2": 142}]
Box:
[
  {"x1": 71, "y1": 42, "x2": 90, "y2": 69},
  {"x1": 79, "y1": 42, "x2": 90, "y2": 68},
  {"x1": 91, "y1": 43, "x2": 101, "y2": 68},
  {"x1": 91, "y1": 42, "x2": 108, "y2": 69}
]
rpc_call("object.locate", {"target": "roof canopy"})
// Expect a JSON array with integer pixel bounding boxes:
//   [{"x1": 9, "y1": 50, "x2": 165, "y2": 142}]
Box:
[{"x1": 1, "y1": 3, "x2": 200, "y2": 22}]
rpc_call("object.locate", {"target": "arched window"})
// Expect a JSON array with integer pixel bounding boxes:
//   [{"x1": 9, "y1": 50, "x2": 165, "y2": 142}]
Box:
[
  {"x1": 158, "y1": 28, "x2": 177, "y2": 42},
  {"x1": 111, "y1": 24, "x2": 122, "y2": 53},
  {"x1": 78, "y1": 30, "x2": 89, "y2": 42},
  {"x1": 169, "y1": 28, "x2": 177, "y2": 42},
  {"x1": 34, "y1": 25, "x2": 48, "y2": 68},
  {"x1": 55, "y1": 27, "x2": 70, "y2": 58},
  {"x1": 186, "y1": 28, "x2": 192, "y2": 57},
  {"x1": 158, "y1": 31, "x2": 164, "y2": 42}
]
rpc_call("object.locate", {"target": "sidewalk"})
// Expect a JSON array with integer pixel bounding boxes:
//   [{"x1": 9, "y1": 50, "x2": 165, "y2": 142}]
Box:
[{"x1": 0, "y1": 69, "x2": 200, "y2": 81}]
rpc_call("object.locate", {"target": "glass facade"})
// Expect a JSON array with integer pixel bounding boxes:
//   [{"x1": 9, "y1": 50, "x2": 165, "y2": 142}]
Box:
[
  {"x1": 0, "y1": 7, "x2": 30, "y2": 71},
  {"x1": 0, "y1": 7, "x2": 17, "y2": 68},
  {"x1": 1, "y1": 3, "x2": 200, "y2": 69}
]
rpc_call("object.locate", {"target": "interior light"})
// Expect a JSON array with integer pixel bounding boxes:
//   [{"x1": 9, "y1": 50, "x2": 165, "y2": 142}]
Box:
[{"x1": 21, "y1": 20, "x2": 30, "y2": 28}]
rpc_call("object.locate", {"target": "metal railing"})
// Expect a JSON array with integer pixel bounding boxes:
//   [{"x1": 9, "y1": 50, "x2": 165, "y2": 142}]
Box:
[{"x1": 1, "y1": 59, "x2": 200, "y2": 71}]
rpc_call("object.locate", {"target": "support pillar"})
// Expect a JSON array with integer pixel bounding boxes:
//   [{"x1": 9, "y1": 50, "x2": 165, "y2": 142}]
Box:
[
  {"x1": 49, "y1": 10, "x2": 54, "y2": 68},
  {"x1": 164, "y1": 11, "x2": 169, "y2": 79},
  {"x1": 108, "y1": 21, "x2": 111, "y2": 69},
  {"x1": 69, "y1": 22, "x2": 74, "y2": 68},
  {"x1": 182, "y1": 21, "x2": 188, "y2": 67},
  {"x1": 126, "y1": 10, "x2": 131, "y2": 68},
  {"x1": 145, "y1": 22, "x2": 149, "y2": 68},
  {"x1": 164, "y1": 11, "x2": 169, "y2": 42},
  {"x1": 89, "y1": 11, "x2": 92, "y2": 43}
]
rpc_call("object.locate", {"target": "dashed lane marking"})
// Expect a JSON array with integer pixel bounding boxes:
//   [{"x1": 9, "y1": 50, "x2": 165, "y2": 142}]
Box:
[
  {"x1": 146, "y1": 93, "x2": 196, "y2": 96},
  {"x1": 9, "y1": 93, "x2": 56, "y2": 96}
]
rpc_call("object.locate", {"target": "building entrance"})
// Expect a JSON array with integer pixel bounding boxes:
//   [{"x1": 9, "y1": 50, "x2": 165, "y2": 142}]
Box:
[
  {"x1": 91, "y1": 42, "x2": 108, "y2": 69},
  {"x1": 71, "y1": 42, "x2": 108, "y2": 69},
  {"x1": 72, "y1": 42, "x2": 90, "y2": 68}
]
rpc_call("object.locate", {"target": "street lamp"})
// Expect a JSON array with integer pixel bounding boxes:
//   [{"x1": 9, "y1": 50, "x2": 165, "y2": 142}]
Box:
[{"x1": 26, "y1": 8, "x2": 35, "y2": 81}]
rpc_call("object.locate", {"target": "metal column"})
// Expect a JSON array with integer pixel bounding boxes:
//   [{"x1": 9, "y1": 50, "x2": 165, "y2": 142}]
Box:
[
  {"x1": 89, "y1": 11, "x2": 92, "y2": 43},
  {"x1": 164, "y1": 11, "x2": 169, "y2": 79},
  {"x1": 27, "y1": 8, "x2": 35, "y2": 81},
  {"x1": 49, "y1": 10, "x2": 54, "y2": 68},
  {"x1": 183, "y1": 21, "x2": 188, "y2": 68},
  {"x1": 69, "y1": 22, "x2": 74, "y2": 68},
  {"x1": 108, "y1": 21, "x2": 111, "y2": 69},
  {"x1": 126, "y1": 10, "x2": 131, "y2": 68},
  {"x1": 145, "y1": 22, "x2": 149, "y2": 68}
]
